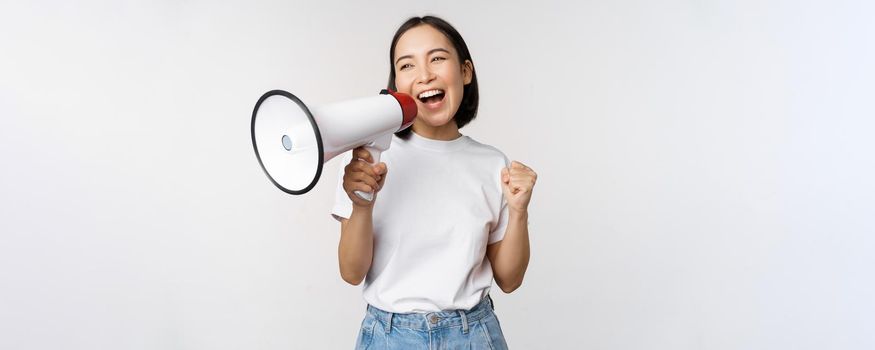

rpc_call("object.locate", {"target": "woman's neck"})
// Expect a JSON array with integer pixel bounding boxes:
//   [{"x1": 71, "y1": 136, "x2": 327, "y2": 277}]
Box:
[{"x1": 412, "y1": 121, "x2": 461, "y2": 141}]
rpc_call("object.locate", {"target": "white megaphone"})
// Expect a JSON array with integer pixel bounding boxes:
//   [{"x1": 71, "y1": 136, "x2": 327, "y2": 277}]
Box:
[{"x1": 251, "y1": 89, "x2": 417, "y2": 201}]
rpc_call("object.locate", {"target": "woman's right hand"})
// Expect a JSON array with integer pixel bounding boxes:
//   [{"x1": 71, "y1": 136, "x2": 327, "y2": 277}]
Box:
[{"x1": 343, "y1": 146, "x2": 388, "y2": 207}]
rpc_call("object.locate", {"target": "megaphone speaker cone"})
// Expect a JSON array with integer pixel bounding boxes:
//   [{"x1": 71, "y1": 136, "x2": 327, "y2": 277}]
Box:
[{"x1": 251, "y1": 90, "x2": 324, "y2": 195}]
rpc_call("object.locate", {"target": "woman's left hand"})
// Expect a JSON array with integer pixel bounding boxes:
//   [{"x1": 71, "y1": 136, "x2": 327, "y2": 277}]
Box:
[{"x1": 501, "y1": 161, "x2": 538, "y2": 214}]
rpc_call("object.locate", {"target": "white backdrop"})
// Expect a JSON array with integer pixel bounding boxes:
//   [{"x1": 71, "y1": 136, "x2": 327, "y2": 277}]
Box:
[{"x1": 2, "y1": 0, "x2": 873, "y2": 349}]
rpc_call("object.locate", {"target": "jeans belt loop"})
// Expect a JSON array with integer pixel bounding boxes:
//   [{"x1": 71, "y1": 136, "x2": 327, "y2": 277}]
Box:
[{"x1": 385, "y1": 312, "x2": 393, "y2": 334}]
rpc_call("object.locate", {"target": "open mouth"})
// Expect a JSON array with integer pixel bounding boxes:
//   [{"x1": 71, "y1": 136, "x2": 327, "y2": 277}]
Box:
[{"x1": 417, "y1": 89, "x2": 446, "y2": 105}]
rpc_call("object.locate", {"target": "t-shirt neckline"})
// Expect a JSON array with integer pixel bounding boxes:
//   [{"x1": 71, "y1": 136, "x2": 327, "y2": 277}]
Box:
[{"x1": 402, "y1": 131, "x2": 473, "y2": 152}]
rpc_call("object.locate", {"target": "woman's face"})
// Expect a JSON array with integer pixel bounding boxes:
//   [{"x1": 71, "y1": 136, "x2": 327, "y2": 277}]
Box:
[{"x1": 393, "y1": 25, "x2": 472, "y2": 129}]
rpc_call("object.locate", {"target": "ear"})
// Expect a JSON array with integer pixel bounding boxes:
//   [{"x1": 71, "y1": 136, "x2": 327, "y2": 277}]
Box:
[{"x1": 462, "y1": 60, "x2": 473, "y2": 85}]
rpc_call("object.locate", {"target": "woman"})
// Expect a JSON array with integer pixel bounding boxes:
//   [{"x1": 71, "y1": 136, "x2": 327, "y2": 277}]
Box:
[{"x1": 331, "y1": 16, "x2": 537, "y2": 349}]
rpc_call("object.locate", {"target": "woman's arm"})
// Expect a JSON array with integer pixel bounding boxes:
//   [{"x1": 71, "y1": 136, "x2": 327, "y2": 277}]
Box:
[
  {"x1": 487, "y1": 160, "x2": 537, "y2": 293},
  {"x1": 487, "y1": 210, "x2": 530, "y2": 293},
  {"x1": 337, "y1": 147, "x2": 387, "y2": 285},
  {"x1": 338, "y1": 206, "x2": 375, "y2": 285}
]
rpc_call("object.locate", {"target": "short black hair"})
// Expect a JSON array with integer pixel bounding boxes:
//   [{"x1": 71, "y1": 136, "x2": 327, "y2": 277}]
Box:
[{"x1": 387, "y1": 16, "x2": 479, "y2": 138}]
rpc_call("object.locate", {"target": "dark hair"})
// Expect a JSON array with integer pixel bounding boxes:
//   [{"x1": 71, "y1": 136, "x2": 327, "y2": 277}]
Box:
[{"x1": 388, "y1": 16, "x2": 479, "y2": 138}]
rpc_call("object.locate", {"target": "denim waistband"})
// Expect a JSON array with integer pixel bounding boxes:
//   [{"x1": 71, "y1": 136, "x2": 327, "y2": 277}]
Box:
[{"x1": 366, "y1": 295, "x2": 495, "y2": 332}]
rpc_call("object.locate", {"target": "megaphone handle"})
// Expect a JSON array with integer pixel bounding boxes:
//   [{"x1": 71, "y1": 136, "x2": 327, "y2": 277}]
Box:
[{"x1": 353, "y1": 146, "x2": 382, "y2": 202}]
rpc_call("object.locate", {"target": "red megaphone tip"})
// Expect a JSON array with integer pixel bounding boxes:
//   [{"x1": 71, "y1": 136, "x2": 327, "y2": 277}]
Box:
[{"x1": 385, "y1": 89, "x2": 418, "y2": 129}]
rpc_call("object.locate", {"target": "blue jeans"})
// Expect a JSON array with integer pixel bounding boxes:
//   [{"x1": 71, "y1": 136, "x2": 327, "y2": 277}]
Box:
[{"x1": 355, "y1": 295, "x2": 509, "y2": 349}]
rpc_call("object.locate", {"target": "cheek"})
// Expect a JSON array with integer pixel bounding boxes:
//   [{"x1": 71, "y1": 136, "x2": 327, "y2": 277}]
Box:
[
  {"x1": 450, "y1": 88, "x2": 465, "y2": 107},
  {"x1": 442, "y1": 69, "x2": 466, "y2": 103},
  {"x1": 450, "y1": 77, "x2": 465, "y2": 104},
  {"x1": 394, "y1": 75, "x2": 413, "y2": 93}
]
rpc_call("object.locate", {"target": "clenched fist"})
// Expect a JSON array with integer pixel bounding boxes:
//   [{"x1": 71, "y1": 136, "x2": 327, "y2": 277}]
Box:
[{"x1": 501, "y1": 161, "x2": 537, "y2": 214}]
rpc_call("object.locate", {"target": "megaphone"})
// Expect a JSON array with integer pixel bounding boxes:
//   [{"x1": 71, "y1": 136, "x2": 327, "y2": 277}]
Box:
[{"x1": 251, "y1": 89, "x2": 417, "y2": 200}]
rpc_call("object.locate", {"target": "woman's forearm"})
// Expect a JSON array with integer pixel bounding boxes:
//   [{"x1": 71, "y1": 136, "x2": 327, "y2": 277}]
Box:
[
  {"x1": 491, "y1": 210, "x2": 530, "y2": 292},
  {"x1": 338, "y1": 206, "x2": 375, "y2": 285}
]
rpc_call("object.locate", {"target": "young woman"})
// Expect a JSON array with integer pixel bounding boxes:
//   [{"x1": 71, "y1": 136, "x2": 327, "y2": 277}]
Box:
[{"x1": 331, "y1": 16, "x2": 537, "y2": 349}]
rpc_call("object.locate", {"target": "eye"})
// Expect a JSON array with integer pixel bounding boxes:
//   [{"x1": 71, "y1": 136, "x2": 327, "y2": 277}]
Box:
[
  {"x1": 432, "y1": 56, "x2": 446, "y2": 62},
  {"x1": 399, "y1": 63, "x2": 413, "y2": 71}
]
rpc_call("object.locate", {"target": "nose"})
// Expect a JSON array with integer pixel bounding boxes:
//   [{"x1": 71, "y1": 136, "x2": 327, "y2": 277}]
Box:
[{"x1": 416, "y1": 66, "x2": 436, "y2": 85}]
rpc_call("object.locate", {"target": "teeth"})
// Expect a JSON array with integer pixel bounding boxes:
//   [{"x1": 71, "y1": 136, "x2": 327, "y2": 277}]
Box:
[{"x1": 418, "y1": 89, "x2": 444, "y2": 99}]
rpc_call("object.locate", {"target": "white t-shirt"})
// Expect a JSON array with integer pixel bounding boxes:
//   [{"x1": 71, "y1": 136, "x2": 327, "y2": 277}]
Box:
[{"x1": 331, "y1": 131, "x2": 510, "y2": 313}]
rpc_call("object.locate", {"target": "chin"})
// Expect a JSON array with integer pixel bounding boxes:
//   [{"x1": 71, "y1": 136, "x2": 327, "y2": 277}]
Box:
[{"x1": 419, "y1": 113, "x2": 455, "y2": 127}]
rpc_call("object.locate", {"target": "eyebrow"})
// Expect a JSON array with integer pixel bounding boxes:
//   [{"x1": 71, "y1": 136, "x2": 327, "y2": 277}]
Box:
[{"x1": 395, "y1": 48, "x2": 451, "y2": 66}]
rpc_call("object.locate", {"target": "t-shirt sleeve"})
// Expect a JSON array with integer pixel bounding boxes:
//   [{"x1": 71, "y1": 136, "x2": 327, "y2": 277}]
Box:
[
  {"x1": 488, "y1": 154, "x2": 512, "y2": 244},
  {"x1": 330, "y1": 151, "x2": 354, "y2": 222},
  {"x1": 488, "y1": 199, "x2": 509, "y2": 244}
]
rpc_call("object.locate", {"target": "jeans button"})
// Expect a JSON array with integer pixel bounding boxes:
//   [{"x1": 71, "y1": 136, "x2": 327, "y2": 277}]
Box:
[{"x1": 430, "y1": 315, "x2": 439, "y2": 324}]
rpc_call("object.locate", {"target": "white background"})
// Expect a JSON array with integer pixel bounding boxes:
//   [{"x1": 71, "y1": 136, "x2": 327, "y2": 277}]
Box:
[{"x1": 1, "y1": 0, "x2": 873, "y2": 349}]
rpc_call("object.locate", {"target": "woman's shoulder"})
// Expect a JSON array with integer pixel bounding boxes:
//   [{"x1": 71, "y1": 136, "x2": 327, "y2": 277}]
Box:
[{"x1": 462, "y1": 135, "x2": 510, "y2": 165}]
